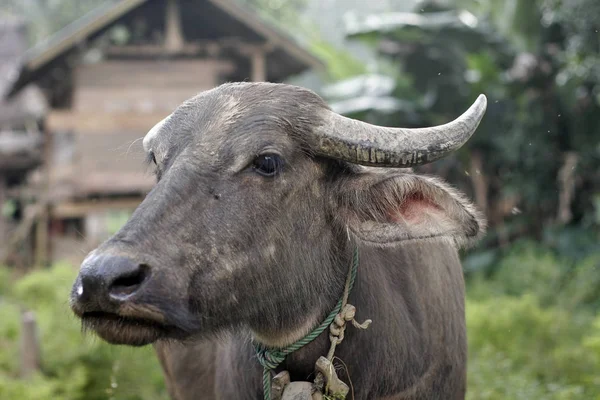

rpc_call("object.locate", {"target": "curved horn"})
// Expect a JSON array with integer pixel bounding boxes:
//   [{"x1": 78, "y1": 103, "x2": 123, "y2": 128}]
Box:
[{"x1": 313, "y1": 94, "x2": 487, "y2": 167}]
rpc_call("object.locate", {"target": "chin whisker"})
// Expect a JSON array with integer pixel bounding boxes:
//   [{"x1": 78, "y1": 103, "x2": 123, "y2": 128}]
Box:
[{"x1": 78, "y1": 312, "x2": 188, "y2": 346}]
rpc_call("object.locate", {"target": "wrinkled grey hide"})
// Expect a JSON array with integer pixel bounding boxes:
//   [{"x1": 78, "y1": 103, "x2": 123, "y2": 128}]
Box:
[{"x1": 70, "y1": 82, "x2": 486, "y2": 400}]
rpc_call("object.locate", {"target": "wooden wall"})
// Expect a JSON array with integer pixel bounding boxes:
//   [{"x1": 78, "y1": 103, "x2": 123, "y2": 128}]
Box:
[{"x1": 73, "y1": 59, "x2": 234, "y2": 113}]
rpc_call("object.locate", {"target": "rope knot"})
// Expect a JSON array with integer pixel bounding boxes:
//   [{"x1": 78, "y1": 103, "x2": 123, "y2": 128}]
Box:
[
  {"x1": 255, "y1": 346, "x2": 287, "y2": 370},
  {"x1": 329, "y1": 304, "x2": 372, "y2": 345}
]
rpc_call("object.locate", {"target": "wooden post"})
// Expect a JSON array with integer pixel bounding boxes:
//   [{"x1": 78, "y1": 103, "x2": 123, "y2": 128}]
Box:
[
  {"x1": 20, "y1": 309, "x2": 41, "y2": 378},
  {"x1": 251, "y1": 48, "x2": 267, "y2": 82},
  {"x1": 165, "y1": 0, "x2": 184, "y2": 53},
  {"x1": 34, "y1": 211, "x2": 48, "y2": 267},
  {"x1": 34, "y1": 124, "x2": 52, "y2": 267}
]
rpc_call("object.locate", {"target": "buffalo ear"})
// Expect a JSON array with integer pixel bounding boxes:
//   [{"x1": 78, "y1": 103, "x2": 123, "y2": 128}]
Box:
[{"x1": 339, "y1": 172, "x2": 485, "y2": 248}]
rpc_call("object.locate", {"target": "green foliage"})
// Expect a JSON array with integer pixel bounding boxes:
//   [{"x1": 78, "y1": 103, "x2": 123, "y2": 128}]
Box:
[
  {"x1": 0, "y1": 373, "x2": 64, "y2": 400},
  {"x1": 0, "y1": 303, "x2": 20, "y2": 375},
  {"x1": 237, "y1": 0, "x2": 308, "y2": 30},
  {"x1": 489, "y1": 241, "x2": 565, "y2": 304},
  {"x1": 0, "y1": 264, "x2": 168, "y2": 400},
  {"x1": 466, "y1": 242, "x2": 600, "y2": 399},
  {"x1": 309, "y1": 40, "x2": 367, "y2": 81},
  {"x1": 466, "y1": 346, "x2": 588, "y2": 400}
]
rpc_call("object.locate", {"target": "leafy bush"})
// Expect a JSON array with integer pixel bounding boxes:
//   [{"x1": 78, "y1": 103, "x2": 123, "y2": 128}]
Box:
[
  {"x1": 0, "y1": 264, "x2": 168, "y2": 400},
  {"x1": 466, "y1": 242, "x2": 600, "y2": 400}
]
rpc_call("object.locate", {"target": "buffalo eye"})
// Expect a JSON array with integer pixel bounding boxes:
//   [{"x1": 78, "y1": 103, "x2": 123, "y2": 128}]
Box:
[{"x1": 253, "y1": 154, "x2": 284, "y2": 177}]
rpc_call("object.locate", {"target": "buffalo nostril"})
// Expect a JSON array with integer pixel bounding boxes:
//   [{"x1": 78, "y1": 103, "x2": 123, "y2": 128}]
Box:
[{"x1": 109, "y1": 264, "x2": 150, "y2": 300}]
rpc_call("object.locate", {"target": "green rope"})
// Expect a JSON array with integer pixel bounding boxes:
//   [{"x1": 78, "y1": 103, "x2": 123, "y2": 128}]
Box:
[{"x1": 254, "y1": 247, "x2": 360, "y2": 400}]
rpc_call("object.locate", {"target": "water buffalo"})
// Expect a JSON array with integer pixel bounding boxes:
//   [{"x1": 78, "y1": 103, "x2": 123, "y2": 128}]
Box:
[{"x1": 70, "y1": 82, "x2": 486, "y2": 400}]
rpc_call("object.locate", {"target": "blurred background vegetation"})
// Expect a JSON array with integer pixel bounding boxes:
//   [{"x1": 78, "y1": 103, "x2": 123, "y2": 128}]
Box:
[{"x1": 1, "y1": 0, "x2": 599, "y2": 399}]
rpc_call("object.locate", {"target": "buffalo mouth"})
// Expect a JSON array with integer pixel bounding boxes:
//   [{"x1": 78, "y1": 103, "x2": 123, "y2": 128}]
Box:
[{"x1": 81, "y1": 311, "x2": 185, "y2": 346}]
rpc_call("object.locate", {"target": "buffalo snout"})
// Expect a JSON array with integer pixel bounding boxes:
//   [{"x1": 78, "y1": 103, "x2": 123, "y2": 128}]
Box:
[
  {"x1": 71, "y1": 253, "x2": 150, "y2": 316},
  {"x1": 69, "y1": 252, "x2": 184, "y2": 346}
]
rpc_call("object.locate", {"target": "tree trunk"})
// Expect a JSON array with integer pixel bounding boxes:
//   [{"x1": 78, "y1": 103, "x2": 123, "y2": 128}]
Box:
[
  {"x1": 468, "y1": 150, "x2": 488, "y2": 215},
  {"x1": 557, "y1": 151, "x2": 578, "y2": 225}
]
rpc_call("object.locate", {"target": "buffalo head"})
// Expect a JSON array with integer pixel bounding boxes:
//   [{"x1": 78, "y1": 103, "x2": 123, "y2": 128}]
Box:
[{"x1": 70, "y1": 82, "x2": 486, "y2": 347}]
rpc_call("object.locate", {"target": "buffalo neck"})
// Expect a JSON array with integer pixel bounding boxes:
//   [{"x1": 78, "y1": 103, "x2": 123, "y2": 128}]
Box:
[{"x1": 273, "y1": 239, "x2": 467, "y2": 399}]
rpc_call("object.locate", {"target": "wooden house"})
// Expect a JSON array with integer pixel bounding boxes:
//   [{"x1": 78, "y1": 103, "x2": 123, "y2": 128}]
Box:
[{"x1": 3, "y1": 0, "x2": 323, "y2": 265}]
